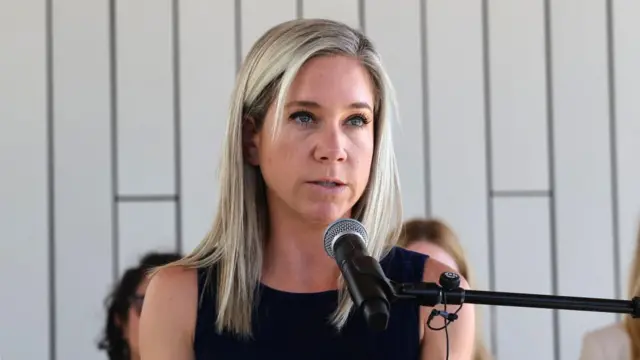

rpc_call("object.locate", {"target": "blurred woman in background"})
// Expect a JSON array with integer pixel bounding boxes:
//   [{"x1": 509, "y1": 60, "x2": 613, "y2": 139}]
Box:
[
  {"x1": 98, "y1": 252, "x2": 182, "y2": 360},
  {"x1": 398, "y1": 218, "x2": 493, "y2": 360},
  {"x1": 579, "y1": 221, "x2": 640, "y2": 360}
]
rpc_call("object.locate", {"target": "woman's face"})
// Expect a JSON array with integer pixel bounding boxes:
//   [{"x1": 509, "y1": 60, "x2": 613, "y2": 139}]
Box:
[
  {"x1": 406, "y1": 240, "x2": 460, "y2": 273},
  {"x1": 247, "y1": 55, "x2": 376, "y2": 225},
  {"x1": 122, "y1": 277, "x2": 149, "y2": 358}
]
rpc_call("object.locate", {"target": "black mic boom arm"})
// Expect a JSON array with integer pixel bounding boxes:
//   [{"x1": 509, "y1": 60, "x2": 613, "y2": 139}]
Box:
[{"x1": 392, "y1": 271, "x2": 640, "y2": 318}]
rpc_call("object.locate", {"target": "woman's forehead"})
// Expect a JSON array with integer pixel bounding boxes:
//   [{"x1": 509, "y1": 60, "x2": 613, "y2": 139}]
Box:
[{"x1": 286, "y1": 56, "x2": 375, "y2": 110}]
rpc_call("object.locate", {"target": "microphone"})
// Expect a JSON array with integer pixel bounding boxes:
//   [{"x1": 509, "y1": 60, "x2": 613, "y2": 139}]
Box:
[{"x1": 323, "y1": 218, "x2": 394, "y2": 331}]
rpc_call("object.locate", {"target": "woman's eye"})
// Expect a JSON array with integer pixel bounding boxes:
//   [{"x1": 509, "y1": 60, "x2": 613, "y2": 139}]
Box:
[
  {"x1": 347, "y1": 115, "x2": 368, "y2": 127},
  {"x1": 290, "y1": 111, "x2": 314, "y2": 126}
]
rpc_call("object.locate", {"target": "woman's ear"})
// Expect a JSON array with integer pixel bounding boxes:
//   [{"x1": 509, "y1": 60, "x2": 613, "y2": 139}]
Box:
[{"x1": 242, "y1": 116, "x2": 260, "y2": 166}]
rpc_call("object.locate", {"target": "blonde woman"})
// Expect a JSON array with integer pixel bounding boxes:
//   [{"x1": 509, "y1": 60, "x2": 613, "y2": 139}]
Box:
[
  {"x1": 579, "y1": 222, "x2": 640, "y2": 360},
  {"x1": 398, "y1": 218, "x2": 494, "y2": 360},
  {"x1": 139, "y1": 19, "x2": 475, "y2": 360}
]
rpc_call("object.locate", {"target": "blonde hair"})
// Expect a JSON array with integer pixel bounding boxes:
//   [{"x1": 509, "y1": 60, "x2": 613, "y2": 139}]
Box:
[
  {"x1": 624, "y1": 221, "x2": 640, "y2": 359},
  {"x1": 398, "y1": 218, "x2": 493, "y2": 360},
  {"x1": 169, "y1": 19, "x2": 403, "y2": 338}
]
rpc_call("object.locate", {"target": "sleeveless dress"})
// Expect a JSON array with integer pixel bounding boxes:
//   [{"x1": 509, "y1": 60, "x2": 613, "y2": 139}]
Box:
[{"x1": 193, "y1": 246, "x2": 429, "y2": 360}]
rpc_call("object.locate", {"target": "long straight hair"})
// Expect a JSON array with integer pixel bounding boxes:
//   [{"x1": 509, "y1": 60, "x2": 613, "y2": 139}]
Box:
[
  {"x1": 624, "y1": 222, "x2": 640, "y2": 359},
  {"x1": 168, "y1": 19, "x2": 403, "y2": 338}
]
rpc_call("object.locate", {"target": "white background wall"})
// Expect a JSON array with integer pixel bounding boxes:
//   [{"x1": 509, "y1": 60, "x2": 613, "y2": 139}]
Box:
[{"x1": 1, "y1": 0, "x2": 639, "y2": 359}]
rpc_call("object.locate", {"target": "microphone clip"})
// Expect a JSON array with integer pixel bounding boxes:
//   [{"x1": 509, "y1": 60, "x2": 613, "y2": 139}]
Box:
[{"x1": 429, "y1": 309, "x2": 459, "y2": 322}]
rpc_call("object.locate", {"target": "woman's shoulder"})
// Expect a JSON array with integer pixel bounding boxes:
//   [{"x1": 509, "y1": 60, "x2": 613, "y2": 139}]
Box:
[
  {"x1": 382, "y1": 245, "x2": 430, "y2": 264},
  {"x1": 148, "y1": 265, "x2": 199, "y2": 294},
  {"x1": 141, "y1": 265, "x2": 200, "y2": 337},
  {"x1": 583, "y1": 322, "x2": 628, "y2": 343},
  {"x1": 579, "y1": 322, "x2": 630, "y2": 359},
  {"x1": 380, "y1": 246, "x2": 430, "y2": 283}
]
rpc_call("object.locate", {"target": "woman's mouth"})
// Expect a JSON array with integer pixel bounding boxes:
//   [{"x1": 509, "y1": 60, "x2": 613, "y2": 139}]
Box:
[
  {"x1": 307, "y1": 179, "x2": 347, "y2": 192},
  {"x1": 312, "y1": 181, "x2": 342, "y2": 188}
]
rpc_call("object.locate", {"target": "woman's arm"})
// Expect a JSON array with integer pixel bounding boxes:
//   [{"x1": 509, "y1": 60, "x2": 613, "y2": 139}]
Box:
[
  {"x1": 420, "y1": 259, "x2": 476, "y2": 360},
  {"x1": 139, "y1": 266, "x2": 198, "y2": 360}
]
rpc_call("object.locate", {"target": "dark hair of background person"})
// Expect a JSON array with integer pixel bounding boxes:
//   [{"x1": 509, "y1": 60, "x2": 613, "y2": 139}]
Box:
[{"x1": 97, "y1": 252, "x2": 182, "y2": 360}]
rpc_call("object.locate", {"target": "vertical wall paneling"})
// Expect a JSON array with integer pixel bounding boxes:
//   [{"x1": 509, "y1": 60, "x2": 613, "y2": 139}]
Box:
[
  {"x1": 488, "y1": 0, "x2": 549, "y2": 192},
  {"x1": 612, "y1": 0, "x2": 640, "y2": 299},
  {"x1": 543, "y1": 0, "x2": 560, "y2": 355},
  {"x1": 109, "y1": 0, "x2": 120, "y2": 283},
  {"x1": 116, "y1": 0, "x2": 176, "y2": 195},
  {"x1": 240, "y1": 0, "x2": 296, "y2": 59},
  {"x1": 302, "y1": 0, "x2": 360, "y2": 30},
  {"x1": 364, "y1": 0, "x2": 426, "y2": 219},
  {"x1": 425, "y1": 0, "x2": 493, "y2": 352},
  {"x1": 550, "y1": 1, "x2": 616, "y2": 359},
  {"x1": 117, "y1": 202, "x2": 177, "y2": 275},
  {"x1": 493, "y1": 197, "x2": 555, "y2": 360},
  {"x1": 179, "y1": 0, "x2": 236, "y2": 254},
  {"x1": 52, "y1": 0, "x2": 113, "y2": 359},
  {"x1": 3, "y1": 1, "x2": 640, "y2": 358},
  {"x1": 171, "y1": 0, "x2": 183, "y2": 253},
  {"x1": 0, "y1": 1, "x2": 50, "y2": 359}
]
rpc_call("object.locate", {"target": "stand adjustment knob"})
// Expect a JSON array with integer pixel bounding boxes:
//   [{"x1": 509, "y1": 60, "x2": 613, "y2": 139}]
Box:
[{"x1": 439, "y1": 272, "x2": 461, "y2": 291}]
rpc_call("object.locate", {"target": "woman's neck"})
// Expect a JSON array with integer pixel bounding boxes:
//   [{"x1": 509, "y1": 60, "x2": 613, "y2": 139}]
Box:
[{"x1": 261, "y1": 206, "x2": 344, "y2": 293}]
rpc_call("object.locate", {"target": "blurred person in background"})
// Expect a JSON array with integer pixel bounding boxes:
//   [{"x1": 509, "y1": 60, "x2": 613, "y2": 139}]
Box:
[
  {"x1": 398, "y1": 218, "x2": 494, "y2": 360},
  {"x1": 579, "y1": 221, "x2": 640, "y2": 360},
  {"x1": 98, "y1": 252, "x2": 182, "y2": 360}
]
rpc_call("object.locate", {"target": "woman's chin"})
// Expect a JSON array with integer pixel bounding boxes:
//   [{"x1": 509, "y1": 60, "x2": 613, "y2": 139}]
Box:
[{"x1": 300, "y1": 204, "x2": 351, "y2": 227}]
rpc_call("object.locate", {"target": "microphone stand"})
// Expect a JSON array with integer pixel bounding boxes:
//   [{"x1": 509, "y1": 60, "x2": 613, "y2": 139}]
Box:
[
  {"x1": 389, "y1": 271, "x2": 640, "y2": 319},
  {"x1": 348, "y1": 256, "x2": 640, "y2": 360},
  {"x1": 347, "y1": 254, "x2": 640, "y2": 333}
]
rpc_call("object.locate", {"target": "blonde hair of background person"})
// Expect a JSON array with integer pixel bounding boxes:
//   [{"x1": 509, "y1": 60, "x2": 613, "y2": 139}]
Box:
[
  {"x1": 579, "y1": 221, "x2": 640, "y2": 360},
  {"x1": 139, "y1": 18, "x2": 475, "y2": 360},
  {"x1": 398, "y1": 218, "x2": 494, "y2": 360},
  {"x1": 626, "y1": 223, "x2": 640, "y2": 359}
]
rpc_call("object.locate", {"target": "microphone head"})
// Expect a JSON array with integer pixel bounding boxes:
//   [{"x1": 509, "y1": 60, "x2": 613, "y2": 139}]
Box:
[{"x1": 323, "y1": 218, "x2": 369, "y2": 259}]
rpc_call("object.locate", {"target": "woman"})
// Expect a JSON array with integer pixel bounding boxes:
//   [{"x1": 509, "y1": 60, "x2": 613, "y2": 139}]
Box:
[
  {"x1": 398, "y1": 218, "x2": 494, "y2": 360},
  {"x1": 139, "y1": 18, "x2": 476, "y2": 360},
  {"x1": 579, "y1": 222, "x2": 640, "y2": 360},
  {"x1": 98, "y1": 252, "x2": 182, "y2": 360}
]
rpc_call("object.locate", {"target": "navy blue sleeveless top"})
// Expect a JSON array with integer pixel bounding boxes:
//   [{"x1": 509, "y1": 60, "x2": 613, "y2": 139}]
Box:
[{"x1": 194, "y1": 246, "x2": 429, "y2": 360}]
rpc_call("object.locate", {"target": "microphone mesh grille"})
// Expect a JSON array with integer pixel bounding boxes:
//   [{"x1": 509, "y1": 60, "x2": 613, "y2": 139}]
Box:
[{"x1": 323, "y1": 218, "x2": 369, "y2": 259}]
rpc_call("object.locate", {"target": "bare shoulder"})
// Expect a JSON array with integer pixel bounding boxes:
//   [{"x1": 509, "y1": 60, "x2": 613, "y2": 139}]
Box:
[
  {"x1": 422, "y1": 257, "x2": 468, "y2": 287},
  {"x1": 139, "y1": 265, "x2": 199, "y2": 360},
  {"x1": 582, "y1": 322, "x2": 629, "y2": 348},
  {"x1": 146, "y1": 265, "x2": 199, "y2": 303},
  {"x1": 420, "y1": 257, "x2": 475, "y2": 360}
]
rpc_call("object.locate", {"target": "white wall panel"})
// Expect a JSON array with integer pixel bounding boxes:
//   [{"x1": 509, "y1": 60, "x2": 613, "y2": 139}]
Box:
[
  {"x1": 365, "y1": 0, "x2": 426, "y2": 219},
  {"x1": 179, "y1": 0, "x2": 237, "y2": 254},
  {"x1": 0, "y1": 1, "x2": 50, "y2": 359},
  {"x1": 612, "y1": 0, "x2": 640, "y2": 301},
  {"x1": 425, "y1": 0, "x2": 493, "y2": 352},
  {"x1": 488, "y1": 0, "x2": 549, "y2": 192},
  {"x1": 116, "y1": 0, "x2": 176, "y2": 195},
  {"x1": 52, "y1": 1, "x2": 113, "y2": 359},
  {"x1": 493, "y1": 197, "x2": 554, "y2": 360},
  {"x1": 302, "y1": 0, "x2": 360, "y2": 30},
  {"x1": 118, "y1": 202, "x2": 177, "y2": 276},
  {"x1": 551, "y1": 1, "x2": 617, "y2": 359},
  {"x1": 241, "y1": 0, "x2": 296, "y2": 59},
  {"x1": 2, "y1": 2, "x2": 639, "y2": 358}
]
